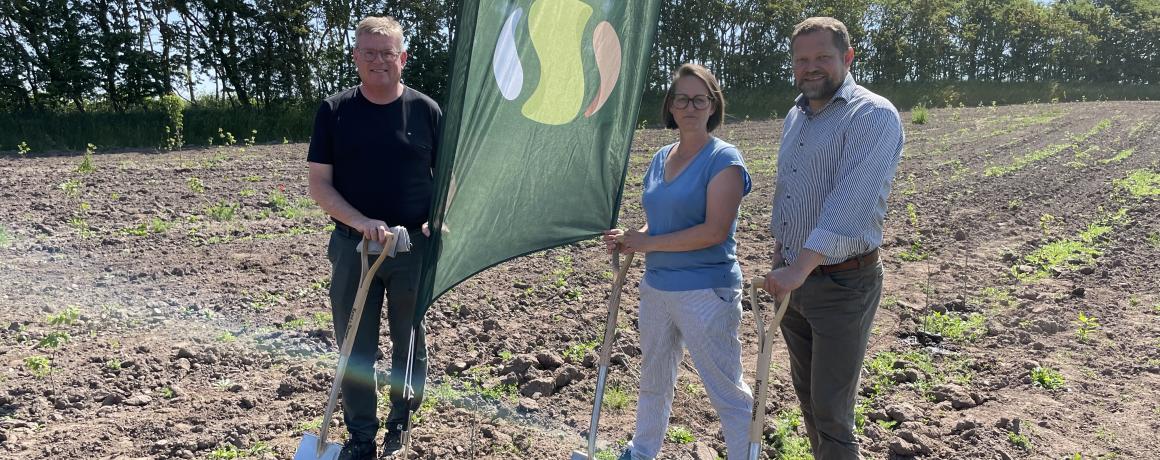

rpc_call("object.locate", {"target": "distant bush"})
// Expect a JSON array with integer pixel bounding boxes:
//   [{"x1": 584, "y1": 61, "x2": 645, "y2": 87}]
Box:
[{"x1": 911, "y1": 104, "x2": 929, "y2": 124}]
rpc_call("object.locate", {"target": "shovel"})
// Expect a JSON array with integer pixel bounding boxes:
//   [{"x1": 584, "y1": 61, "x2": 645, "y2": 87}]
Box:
[
  {"x1": 571, "y1": 250, "x2": 635, "y2": 460},
  {"x1": 294, "y1": 232, "x2": 396, "y2": 460},
  {"x1": 746, "y1": 284, "x2": 791, "y2": 460}
]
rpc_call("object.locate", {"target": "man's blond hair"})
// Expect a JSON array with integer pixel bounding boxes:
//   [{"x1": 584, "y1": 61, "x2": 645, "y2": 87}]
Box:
[{"x1": 356, "y1": 16, "x2": 405, "y2": 49}]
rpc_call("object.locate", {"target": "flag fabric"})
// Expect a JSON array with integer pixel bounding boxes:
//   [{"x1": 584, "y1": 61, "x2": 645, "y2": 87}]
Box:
[{"x1": 415, "y1": 0, "x2": 663, "y2": 314}]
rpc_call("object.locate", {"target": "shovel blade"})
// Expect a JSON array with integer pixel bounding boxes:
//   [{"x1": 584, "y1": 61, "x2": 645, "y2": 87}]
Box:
[
  {"x1": 570, "y1": 449, "x2": 593, "y2": 460},
  {"x1": 292, "y1": 433, "x2": 342, "y2": 460}
]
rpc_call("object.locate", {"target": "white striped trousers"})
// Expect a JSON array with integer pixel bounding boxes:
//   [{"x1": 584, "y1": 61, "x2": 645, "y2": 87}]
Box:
[{"x1": 627, "y1": 278, "x2": 753, "y2": 459}]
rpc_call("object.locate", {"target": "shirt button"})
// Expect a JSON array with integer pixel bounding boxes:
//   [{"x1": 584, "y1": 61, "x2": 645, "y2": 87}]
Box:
[
  {"x1": 798, "y1": 142, "x2": 804, "y2": 146},
  {"x1": 782, "y1": 222, "x2": 787, "y2": 226},
  {"x1": 793, "y1": 169, "x2": 797, "y2": 172},
  {"x1": 786, "y1": 195, "x2": 791, "y2": 199}
]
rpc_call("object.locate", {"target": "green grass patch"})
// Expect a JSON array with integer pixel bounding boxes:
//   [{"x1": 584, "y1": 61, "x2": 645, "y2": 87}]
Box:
[
  {"x1": 985, "y1": 110, "x2": 1067, "y2": 138},
  {"x1": 1030, "y1": 366, "x2": 1065, "y2": 390},
  {"x1": 921, "y1": 311, "x2": 987, "y2": 342},
  {"x1": 665, "y1": 425, "x2": 695, "y2": 444},
  {"x1": 984, "y1": 118, "x2": 1111, "y2": 177},
  {"x1": 205, "y1": 201, "x2": 239, "y2": 221},
  {"x1": 1114, "y1": 169, "x2": 1160, "y2": 197},
  {"x1": 47, "y1": 306, "x2": 80, "y2": 326},
  {"x1": 984, "y1": 143, "x2": 1070, "y2": 176},
  {"x1": 974, "y1": 287, "x2": 1016, "y2": 309},
  {"x1": 897, "y1": 240, "x2": 929, "y2": 262},
  {"x1": 1007, "y1": 431, "x2": 1032, "y2": 451},
  {"x1": 1017, "y1": 239, "x2": 1100, "y2": 280},
  {"x1": 59, "y1": 179, "x2": 82, "y2": 197},
  {"x1": 864, "y1": 350, "x2": 974, "y2": 400},
  {"x1": 186, "y1": 177, "x2": 205, "y2": 193},
  {"x1": 1015, "y1": 221, "x2": 1111, "y2": 281},
  {"x1": 564, "y1": 338, "x2": 599, "y2": 363},
  {"x1": 207, "y1": 441, "x2": 271, "y2": 459},
  {"x1": 602, "y1": 385, "x2": 632, "y2": 411},
  {"x1": 24, "y1": 356, "x2": 51, "y2": 378},
  {"x1": 0, "y1": 225, "x2": 11, "y2": 248},
  {"x1": 766, "y1": 407, "x2": 813, "y2": 460},
  {"x1": 1098, "y1": 148, "x2": 1134, "y2": 164}
]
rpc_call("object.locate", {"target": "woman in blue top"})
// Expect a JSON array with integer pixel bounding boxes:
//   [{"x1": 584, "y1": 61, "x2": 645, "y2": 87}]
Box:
[{"x1": 604, "y1": 63, "x2": 753, "y2": 459}]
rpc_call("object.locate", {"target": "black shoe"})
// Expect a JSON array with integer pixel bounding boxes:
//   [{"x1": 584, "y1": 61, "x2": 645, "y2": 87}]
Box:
[
  {"x1": 338, "y1": 440, "x2": 376, "y2": 460},
  {"x1": 381, "y1": 429, "x2": 403, "y2": 457}
]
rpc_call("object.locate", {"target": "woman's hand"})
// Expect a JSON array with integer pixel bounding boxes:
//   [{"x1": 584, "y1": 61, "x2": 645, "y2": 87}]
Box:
[
  {"x1": 602, "y1": 229, "x2": 625, "y2": 253},
  {"x1": 619, "y1": 229, "x2": 649, "y2": 254}
]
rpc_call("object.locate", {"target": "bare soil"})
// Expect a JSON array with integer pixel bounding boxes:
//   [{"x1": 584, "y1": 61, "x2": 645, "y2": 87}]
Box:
[{"x1": 1, "y1": 101, "x2": 1158, "y2": 460}]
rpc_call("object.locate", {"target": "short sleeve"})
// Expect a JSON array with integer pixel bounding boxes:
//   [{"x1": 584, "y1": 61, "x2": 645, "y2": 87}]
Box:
[
  {"x1": 708, "y1": 145, "x2": 752, "y2": 196},
  {"x1": 306, "y1": 100, "x2": 334, "y2": 164}
]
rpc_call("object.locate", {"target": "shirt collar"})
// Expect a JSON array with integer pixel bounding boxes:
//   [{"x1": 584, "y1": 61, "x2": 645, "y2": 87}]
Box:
[{"x1": 795, "y1": 72, "x2": 857, "y2": 115}]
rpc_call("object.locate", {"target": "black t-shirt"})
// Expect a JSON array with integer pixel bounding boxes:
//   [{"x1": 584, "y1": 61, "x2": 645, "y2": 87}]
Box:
[{"x1": 307, "y1": 85, "x2": 442, "y2": 230}]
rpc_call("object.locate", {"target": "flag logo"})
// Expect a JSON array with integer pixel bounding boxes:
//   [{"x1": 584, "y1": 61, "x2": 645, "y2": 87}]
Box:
[{"x1": 491, "y1": 0, "x2": 623, "y2": 125}]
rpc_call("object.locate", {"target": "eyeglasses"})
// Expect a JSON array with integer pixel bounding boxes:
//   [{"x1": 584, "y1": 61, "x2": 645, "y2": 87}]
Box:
[
  {"x1": 357, "y1": 48, "x2": 401, "y2": 62},
  {"x1": 672, "y1": 94, "x2": 713, "y2": 110}
]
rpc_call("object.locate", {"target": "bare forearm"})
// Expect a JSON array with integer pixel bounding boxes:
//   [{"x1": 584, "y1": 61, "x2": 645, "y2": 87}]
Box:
[
  {"x1": 639, "y1": 223, "x2": 728, "y2": 253},
  {"x1": 309, "y1": 178, "x2": 366, "y2": 227},
  {"x1": 788, "y1": 248, "x2": 825, "y2": 278}
]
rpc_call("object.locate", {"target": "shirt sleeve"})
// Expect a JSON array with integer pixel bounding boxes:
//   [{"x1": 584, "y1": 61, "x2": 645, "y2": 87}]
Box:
[
  {"x1": 803, "y1": 107, "x2": 903, "y2": 259},
  {"x1": 306, "y1": 100, "x2": 334, "y2": 164},
  {"x1": 708, "y1": 145, "x2": 752, "y2": 196}
]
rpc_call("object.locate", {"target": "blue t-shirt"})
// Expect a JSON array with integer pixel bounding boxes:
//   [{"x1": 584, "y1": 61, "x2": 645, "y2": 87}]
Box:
[{"x1": 641, "y1": 137, "x2": 752, "y2": 291}]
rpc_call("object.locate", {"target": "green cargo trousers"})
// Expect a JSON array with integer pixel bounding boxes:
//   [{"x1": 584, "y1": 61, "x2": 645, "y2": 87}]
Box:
[
  {"x1": 326, "y1": 226, "x2": 428, "y2": 442},
  {"x1": 779, "y1": 261, "x2": 882, "y2": 460}
]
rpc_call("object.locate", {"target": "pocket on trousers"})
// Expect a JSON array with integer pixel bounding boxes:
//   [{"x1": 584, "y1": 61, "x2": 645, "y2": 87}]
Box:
[
  {"x1": 825, "y1": 264, "x2": 881, "y2": 293},
  {"x1": 711, "y1": 286, "x2": 741, "y2": 305}
]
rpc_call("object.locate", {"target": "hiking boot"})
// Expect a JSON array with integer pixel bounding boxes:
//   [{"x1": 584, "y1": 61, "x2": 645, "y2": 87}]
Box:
[
  {"x1": 338, "y1": 439, "x2": 376, "y2": 460},
  {"x1": 381, "y1": 429, "x2": 404, "y2": 457}
]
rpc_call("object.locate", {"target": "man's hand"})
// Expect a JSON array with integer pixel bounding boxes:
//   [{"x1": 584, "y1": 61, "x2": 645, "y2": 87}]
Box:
[
  {"x1": 354, "y1": 218, "x2": 392, "y2": 245},
  {"x1": 763, "y1": 265, "x2": 809, "y2": 302}
]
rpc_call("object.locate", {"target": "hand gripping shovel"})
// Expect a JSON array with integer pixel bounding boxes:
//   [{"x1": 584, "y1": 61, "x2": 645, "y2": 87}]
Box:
[
  {"x1": 571, "y1": 251, "x2": 634, "y2": 460},
  {"x1": 746, "y1": 285, "x2": 791, "y2": 460},
  {"x1": 294, "y1": 232, "x2": 397, "y2": 460}
]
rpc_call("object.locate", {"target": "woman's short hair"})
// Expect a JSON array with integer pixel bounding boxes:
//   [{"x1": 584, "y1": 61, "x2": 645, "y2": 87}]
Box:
[{"x1": 662, "y1": 63, "x2": 725, "y2": 132}]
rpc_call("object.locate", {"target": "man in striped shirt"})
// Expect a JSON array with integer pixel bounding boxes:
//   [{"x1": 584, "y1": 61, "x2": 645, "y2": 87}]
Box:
[{"x1": 762, "y1": 17, "x2": 904, "y2": 460}]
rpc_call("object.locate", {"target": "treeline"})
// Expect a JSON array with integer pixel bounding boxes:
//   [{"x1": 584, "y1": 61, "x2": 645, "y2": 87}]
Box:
[
  {"x1": 1, "y1": 0, "x2": 1157, "y2": 149},
  {"x1": 0, "y1": 0, "x2": 458, "y2": 112}
]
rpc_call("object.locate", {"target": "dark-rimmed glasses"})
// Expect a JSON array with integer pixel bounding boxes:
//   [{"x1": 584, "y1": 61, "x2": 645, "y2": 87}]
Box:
[{"x1": 673, "y1": 94, "x2": 713, "y2": 110}]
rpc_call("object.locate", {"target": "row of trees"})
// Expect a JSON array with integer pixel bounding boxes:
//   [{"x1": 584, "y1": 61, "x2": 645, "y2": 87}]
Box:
[
  {"x1": 1, "y1": 0, "x2": 1156, "y2": 113},
  {"x1": 653, "y1": 0, "x2": 1158, "y2": 89}
]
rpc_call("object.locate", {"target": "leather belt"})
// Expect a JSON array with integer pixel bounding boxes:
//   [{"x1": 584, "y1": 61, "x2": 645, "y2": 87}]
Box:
[
  {"x1": 810, "y1": 249, "x2": 879, "y2": 276},
  {"x1": 332, "y1": 220, "x2": 361, "y2": 237}
]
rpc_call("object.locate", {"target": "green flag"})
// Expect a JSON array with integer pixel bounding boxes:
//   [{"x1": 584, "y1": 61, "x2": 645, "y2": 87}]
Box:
[{"x1": 417, "y1": 0, "x2": 662, "y2": 314}]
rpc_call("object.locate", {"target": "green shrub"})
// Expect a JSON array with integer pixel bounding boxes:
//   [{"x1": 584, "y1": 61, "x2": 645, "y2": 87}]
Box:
[{"x1": 911, "y1": 104, "x2": 929, "y2": 124}]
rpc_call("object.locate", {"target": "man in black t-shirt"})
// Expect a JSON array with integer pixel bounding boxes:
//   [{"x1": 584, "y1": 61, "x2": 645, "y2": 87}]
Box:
[{"x1": 306, "y1": 15, "x2": 441, "y2": 460}]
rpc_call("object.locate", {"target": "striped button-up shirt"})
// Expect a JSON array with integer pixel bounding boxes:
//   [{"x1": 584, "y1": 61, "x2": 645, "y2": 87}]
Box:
[{"x1": 771, "y1": 73, "x2": 904, "y2": 265}]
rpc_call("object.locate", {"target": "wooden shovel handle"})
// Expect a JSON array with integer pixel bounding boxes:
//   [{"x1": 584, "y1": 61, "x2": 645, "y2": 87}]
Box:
[
  {"x1": 747, "y1": 285, "x2": 791, "y2": 450},
  {"x1": 317, "y1": 238, "x2": 391, "y2": 450}
]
